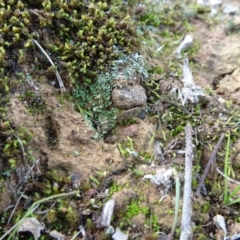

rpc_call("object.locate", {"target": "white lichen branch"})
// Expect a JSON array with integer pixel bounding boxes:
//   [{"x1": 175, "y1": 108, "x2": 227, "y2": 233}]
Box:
[
  {"x1": 169, "y1": 57, "x2": 205, "y2": 106},
  {"x1": 176, "y1": 35, "x2": 193, "y2": 58}
]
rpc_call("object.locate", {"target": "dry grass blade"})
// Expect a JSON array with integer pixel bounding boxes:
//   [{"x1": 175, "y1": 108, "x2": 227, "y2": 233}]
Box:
[
  {"x1": 195, "y1": 133, "x2": 225, "y2": 197},
  {"x1": 32, "y1": 39, "x2": 65, "y2": 93}
]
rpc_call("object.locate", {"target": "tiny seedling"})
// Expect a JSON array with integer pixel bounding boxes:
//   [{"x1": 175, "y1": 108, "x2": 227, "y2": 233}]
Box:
[
  {"x1": 223, "y1": 130, "x2": 240, "y2": 206},
  {"x1": 168, "y1": 168, "x2": 181, "y2": 240}
]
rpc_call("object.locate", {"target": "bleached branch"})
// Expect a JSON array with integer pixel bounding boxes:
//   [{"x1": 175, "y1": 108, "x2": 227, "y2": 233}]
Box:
[{"x1": 180, "y1": 123, "x2": 193, "y2": 240}]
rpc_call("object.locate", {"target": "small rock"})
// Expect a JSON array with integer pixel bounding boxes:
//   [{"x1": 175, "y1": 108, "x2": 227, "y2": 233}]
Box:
[
  {"x1": 112, "y1": 227, "x2": 128, "y2": 240},
  {"x1": 49, "y1": 230, "x2": 65, "y2": 240},
  {"x1": 85, "y1": 188, "x2": 96, "y2": 198},
  {"x1": 112, "y1": 85, "x2": 147, "y2": 109},
  {"x1": 216, "y1": 67, "x2": 240, "y2": 104},
  {"x1": 70, "y1": 174, "x2": 82, "y2": 190}
]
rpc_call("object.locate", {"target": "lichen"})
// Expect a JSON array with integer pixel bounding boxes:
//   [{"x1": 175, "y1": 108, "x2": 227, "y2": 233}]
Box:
[{"x1": 74, "y1": 53, "x2": 148, "y2": 137}]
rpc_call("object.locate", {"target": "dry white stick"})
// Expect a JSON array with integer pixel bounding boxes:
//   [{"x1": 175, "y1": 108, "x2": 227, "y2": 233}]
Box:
[
  {"x1": 96, "y1": 199, "x2": 115, "y2": 227},
  {"x1": 32, "y1": 39, "x2": 66, "y2": 93},
  {"x1": 153, "y1": 141, "x2": 165, "y2": 162},
  {"x1": 176, "y1": 35, "x2": 193, "y2": 57},
  {"x1": 180, "y1": 123, "x2": 193, "y2": 240}
]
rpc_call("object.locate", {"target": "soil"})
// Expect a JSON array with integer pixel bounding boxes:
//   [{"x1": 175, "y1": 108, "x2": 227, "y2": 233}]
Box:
[{"x1": 1, "y1": 0, "x2": 240, "y2": 240}]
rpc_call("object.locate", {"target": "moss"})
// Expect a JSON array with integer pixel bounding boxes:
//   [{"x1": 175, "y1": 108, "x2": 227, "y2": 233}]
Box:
[
  {"x1": 118, "y1": 117, "x2": 137, "y2": 126},
  {"x1": 0, "y1": 126, "x2": 34, "y2": 173},
  {"x1": 0, "y1": 0, "x2": 140, "y2": 89},
  {"x1": 109, "y1": 182, "x2": 124, "y2": 195},
  {"x1": 125, "y1": 200, "x2": 149, "y2": 219},
  {"x1": 139, "y1": 151, "x2": 153, "y2": 162},
  {"x1": 20, "y1": 89, "x2": 46, "y2": 114},
  {"x1": 160, "y1": 104, "x2": 204, "y2": 137},
  {"x1": 201, "y1": 201, "x2": 210, "y2": 213}
]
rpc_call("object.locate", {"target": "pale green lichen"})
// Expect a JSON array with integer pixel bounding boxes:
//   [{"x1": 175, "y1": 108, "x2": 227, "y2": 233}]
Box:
[{"x1": 74, "y1": 52, "x2": 148, "y2": 137}]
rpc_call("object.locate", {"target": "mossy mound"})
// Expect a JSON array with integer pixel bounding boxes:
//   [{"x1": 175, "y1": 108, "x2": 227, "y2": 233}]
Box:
[{"x1": 0, "y1": 0, "x2": 140, "y2": 91}]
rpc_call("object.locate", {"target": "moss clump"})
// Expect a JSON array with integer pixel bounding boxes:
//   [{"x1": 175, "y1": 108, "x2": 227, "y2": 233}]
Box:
[
  {"x1": 161, "y1": 104, "x2": 203, "y2": 137},
  {"x1": 137, "y1": 2, "x2": 193, "y2": 36},
  {"x1": 0, "y1": 125, "x2": 34, "y2": 174},
  {"x1": 0, "y1": 0, "x2": 140, "y2": 88}
]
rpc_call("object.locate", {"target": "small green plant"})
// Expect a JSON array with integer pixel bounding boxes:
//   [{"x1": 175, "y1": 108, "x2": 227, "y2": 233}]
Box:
[
  {"x1": 201, "y1": 201, "x2": 210, "y2": 213},
  {"x1": 168, "y1": 168, "x2": 181, "y2": 239},
  {"x1": 125, "y1": 200, "x2": 149, "y2": 219},
  {"x1": 223, "y1": 130, "x2": 240, "y2": 206},
  {"x1": 160, "y1": 104, "x2": 203, "y2": 137},
  {"x1": 151, "y1": 214, "x2": 159, "y2": 232},
  {"x1": 109, "y1": 182, "x2": 124, "y2": 195},
  {"x1": 133, "y1": 169, "x2": 144, "y2": 177},
  {"x1": 1, "y1": 191, "x2": 78, "y2": 240},
  {"x1": 118, "y1": 136, "x2": 136, "y2": 157}
]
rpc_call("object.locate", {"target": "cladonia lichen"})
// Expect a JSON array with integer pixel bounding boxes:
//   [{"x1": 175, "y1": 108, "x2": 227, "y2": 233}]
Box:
[{"x1": 74, "y1": 52, "x2": 148, "y2": 137}]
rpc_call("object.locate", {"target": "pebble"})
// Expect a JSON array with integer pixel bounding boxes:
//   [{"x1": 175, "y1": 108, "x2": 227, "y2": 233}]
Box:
[{"x1": 111, "y1": 85, "x2": 147, "y2": 109}]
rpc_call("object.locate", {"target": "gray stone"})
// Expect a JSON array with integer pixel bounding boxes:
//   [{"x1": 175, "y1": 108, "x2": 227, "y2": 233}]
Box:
[{"x1": 111, "y1": 85, "x2": 147, "y2": 109}]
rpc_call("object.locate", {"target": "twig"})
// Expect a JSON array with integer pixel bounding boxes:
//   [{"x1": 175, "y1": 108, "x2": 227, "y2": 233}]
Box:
[
  {"x1": 7, "y1": 193, "x2": 25, "y2": 224},
  {"x1": 180, "y1": 123, "x2": 193, "y2": 240},
  {"x1": 41, "y1": 200, "x2": 57, "y2": 221},
  {"x1": 195, "y1": 133, "x2": 225, "y2": 197},
  {"x1": 70, "y1": 225, "x2": 86, "y2": 240},
  {"x1": 32, "y1": 39, "x2": 66, "y2": 93},
  {"x1": 153, "y1": 141, "x2": 165, "y2": 162},
  {"x1": 20, "y1": 159, "x2": 40, "y2": 185}
]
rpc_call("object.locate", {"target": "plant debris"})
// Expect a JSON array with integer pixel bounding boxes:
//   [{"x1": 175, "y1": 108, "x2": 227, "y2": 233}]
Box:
[
  {"x1": 96, "y1": 199, "x2": 115, "y2": 228},
  {"x1": 169, "y1": 57, "x2": 206, "y2": 105},
  {"x1": 18, "y1": 217, "x2": 44, "y2": 240}
]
